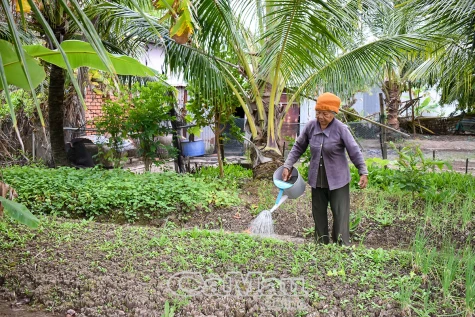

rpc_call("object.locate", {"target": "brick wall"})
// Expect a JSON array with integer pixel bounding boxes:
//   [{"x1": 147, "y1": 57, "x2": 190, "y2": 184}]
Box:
[{"x1": 84, "y1": 87, "x2": 104, "y2": 135}]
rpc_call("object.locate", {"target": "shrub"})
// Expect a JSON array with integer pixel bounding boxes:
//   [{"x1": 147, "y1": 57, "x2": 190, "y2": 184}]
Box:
[{"x1": 129, "y1": 82, "x2": 177, "y2": 172}]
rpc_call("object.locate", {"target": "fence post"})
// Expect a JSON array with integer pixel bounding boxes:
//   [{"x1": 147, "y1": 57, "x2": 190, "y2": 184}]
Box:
[
  {"x1": 466, "y1": 158, "x2": 469, "y2": 174},
  {"x1": 32, "y1": 131, "x2": 35, "y2": 161},
  {"x1": 379, "y1": 93, "x2": 387, "y2": 159}
]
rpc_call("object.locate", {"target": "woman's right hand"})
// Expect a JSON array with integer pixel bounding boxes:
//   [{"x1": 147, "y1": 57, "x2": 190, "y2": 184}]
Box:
[{"x1": 282, "y1": 167, "x2": 291, "y2": 181}]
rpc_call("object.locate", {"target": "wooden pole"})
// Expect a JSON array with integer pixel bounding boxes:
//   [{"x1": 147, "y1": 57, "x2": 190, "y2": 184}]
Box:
[
  {"x1": 379, "y1": 93, "x2": 387, "y2": 159},
  {"x1": 466, "y1": 159, "x2": 469, "y2": 174},
  {"x1": 340, "y1": 108, "x2": 410, "y2": 137},
  {"x1": 412, "y1": 104, "x2": 416, "y2": 136},
  {"x1": 409, "y1": 82, "x2": 416, "y2": 136}
]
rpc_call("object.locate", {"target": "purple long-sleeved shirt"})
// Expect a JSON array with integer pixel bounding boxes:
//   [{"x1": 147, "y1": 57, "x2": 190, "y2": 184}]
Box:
[{"x1": 283, "y1": 118, "x2": 368, "y2": 190}]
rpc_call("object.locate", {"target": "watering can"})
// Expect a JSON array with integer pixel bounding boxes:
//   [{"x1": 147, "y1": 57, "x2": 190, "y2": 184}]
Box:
[
  {"x1": 272, "y1": 166, "x2": 306, "y2": 204},
  {"x1": 248, "y1": 166, "x2": 306, "y2": 235}
]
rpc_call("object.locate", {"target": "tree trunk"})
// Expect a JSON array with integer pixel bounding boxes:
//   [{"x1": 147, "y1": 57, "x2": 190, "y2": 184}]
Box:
[
  {"x1": 48, "y1": 64, "x2": 69, "y2": 167},
  {"x1": 143, "y1": 141, "x2": 151, "y2": 172},
  {"x1": 247, "y1": 83, "x2": 285, "y2": 179},
  {"x1": 169, "y1": 107, "x2": 185, "y2": 173},
  {"x1": 383, "y1": 80, "x2": 401, "y2": 131}
]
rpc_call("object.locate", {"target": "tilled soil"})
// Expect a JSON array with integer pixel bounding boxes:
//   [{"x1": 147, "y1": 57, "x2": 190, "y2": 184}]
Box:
[{"x1": 1, "y1": 218, "x2": 455, "y2": 317}]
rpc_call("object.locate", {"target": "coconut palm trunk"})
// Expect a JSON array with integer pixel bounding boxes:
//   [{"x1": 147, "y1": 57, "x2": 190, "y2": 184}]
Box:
[
  {"x1": 383, "y1": 80, "x2": 401, "y2": 132},
  {"x1": 48, "y1": 62, "x2": 68, "y2": 167}
]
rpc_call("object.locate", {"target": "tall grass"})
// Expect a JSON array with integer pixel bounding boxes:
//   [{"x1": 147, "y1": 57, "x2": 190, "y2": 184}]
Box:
[
  {"x1": 461, "y1": 198, "x2": 473, "y2": 230},
  {"x1": 423, "y1": 201, "x2": 434, "y2": 226},
  {"x1": 463, "y1": 247, "x2": 475, "y2": 316},
  {"x1": 440, "y1": 242, "x2": 459, "y2": 301},
  {"x1": 412, "y1": 229, "x2": 436, "y2": 278}
]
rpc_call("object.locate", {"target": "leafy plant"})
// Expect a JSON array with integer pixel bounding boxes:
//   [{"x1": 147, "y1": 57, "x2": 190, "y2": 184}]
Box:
[
  {"x1": 0, "y1": 88, "x2": 45, "y2": 120},
  {"x1": 2, "y1": 166, "x2": 240, "y2": 222},
  {"x1": 129, "y1": 81, "x2": 177, "y2": 172},
  {"x1": 0, "y1": 197, "x2": 39, "y2": 228},
  {"x1": 302, "y1": 226, "x2": 315, "y2": 238},
  {"x1": 390, "y1": 142, "x2": 451, "y2": 196},
  {"x1": 193, "y1": 164, "x2": 252, "y2": 187}
]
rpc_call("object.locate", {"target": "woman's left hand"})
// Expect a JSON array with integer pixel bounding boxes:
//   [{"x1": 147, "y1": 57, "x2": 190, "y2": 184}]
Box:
[{"x1": 358, "y1": 175, "x2": 368, "y2": 189}]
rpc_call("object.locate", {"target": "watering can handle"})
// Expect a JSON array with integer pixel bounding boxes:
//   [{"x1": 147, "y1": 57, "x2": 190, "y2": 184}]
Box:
[{"x1": 283, "y1": 167, "x2": 293, "y2": 182}]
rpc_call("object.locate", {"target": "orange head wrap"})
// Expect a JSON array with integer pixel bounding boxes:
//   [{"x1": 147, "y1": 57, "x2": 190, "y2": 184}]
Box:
[{"x1": 315, "y1": 92, "x2": 341, "y2": 114}]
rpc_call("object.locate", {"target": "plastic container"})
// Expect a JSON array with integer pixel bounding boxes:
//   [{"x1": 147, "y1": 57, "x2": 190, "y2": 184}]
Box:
[
  {"x1": 181, "y1": 139, "x2": 205, "y2": 157},
  {"x1": 273, "y1": 166, "x2": 306, "y2": 200}
]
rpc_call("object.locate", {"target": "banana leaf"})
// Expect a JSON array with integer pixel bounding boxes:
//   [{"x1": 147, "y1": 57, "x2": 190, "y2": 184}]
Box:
[
  {"x1": 0, "y1": 197, "x2": 39, "y2": 228},
  {"x1": 24, "y1": 40, "x2": 156, "y2": 77},
  {"x1": 0, "y1": 39, "x2": 45, "y2": 90}
]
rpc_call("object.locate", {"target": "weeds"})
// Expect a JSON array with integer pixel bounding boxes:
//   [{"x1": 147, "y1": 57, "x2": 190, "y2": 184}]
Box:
[
  {"x1": 395, "y1": 277, "x2": 415, "y2": 313},
  {"x1": 162, "y1": 300, "x2": 177, "y2": 317}
]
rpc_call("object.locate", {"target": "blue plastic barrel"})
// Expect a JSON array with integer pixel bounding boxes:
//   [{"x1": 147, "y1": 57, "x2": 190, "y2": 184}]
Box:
[{"x1": 181, "y1": 139, "x2": 205, "y2": 157}]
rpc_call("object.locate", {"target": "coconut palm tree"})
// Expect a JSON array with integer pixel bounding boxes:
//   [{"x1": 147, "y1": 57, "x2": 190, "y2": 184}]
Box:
[
  {"x1": 94, "y1": 0, "x2": 436, "y2": 177},
  {"x1": 348, "y1": 0, "x2": 427, "y2": 132},
  {"x1": 408, "y1": 0, "x2": 475, "y2": 112}
]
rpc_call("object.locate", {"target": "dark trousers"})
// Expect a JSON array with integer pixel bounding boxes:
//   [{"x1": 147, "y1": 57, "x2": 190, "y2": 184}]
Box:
[{"x1": 311, "y1": 183, "x2": 350, "y2": 246}]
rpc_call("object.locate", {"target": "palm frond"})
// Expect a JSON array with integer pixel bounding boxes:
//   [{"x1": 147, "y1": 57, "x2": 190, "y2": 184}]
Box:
[
  {"x1": 405, "y1": 0, "x2": 475, "y2": 109},
  {"x1": 256, "y1": 0, "x2": 338, "y2": 84},
  {"x1": 297, "y1": 34, "x2": 443, "y2": 100},
  {"x1": 0, "y1": 21, "x2": 36, "y2": 43},
  {"x1": 2, "y1": 0, "x2": 45, "y2": 132}
]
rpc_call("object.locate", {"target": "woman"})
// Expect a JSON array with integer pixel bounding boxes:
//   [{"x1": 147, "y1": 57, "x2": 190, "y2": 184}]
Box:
[{"x1": 282, "y1": 92, "x2": 368, "y2": 246}]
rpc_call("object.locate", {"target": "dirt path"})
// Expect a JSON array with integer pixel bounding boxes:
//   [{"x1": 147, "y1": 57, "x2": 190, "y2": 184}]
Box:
[{"x1": 360, "y1": 134, "x2": 475, "y2": 151}]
